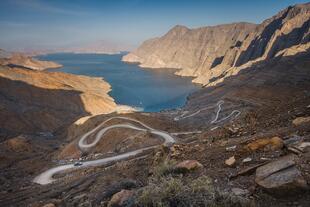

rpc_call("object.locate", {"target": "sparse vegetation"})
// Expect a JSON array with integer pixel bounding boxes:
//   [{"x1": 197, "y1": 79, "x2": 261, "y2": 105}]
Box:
[
  {"x1": 136, "y1": 175, "x2": 252, "y2": 207},
  {"x1": 153, "y1": 159, "x2": 177, "y2": 178},
  {"x1": 135, "y1": 160, "x2": 253, "y2": 207},
  {"x1": 244, "y1": 110, "x2": 259, "y2": 134}
]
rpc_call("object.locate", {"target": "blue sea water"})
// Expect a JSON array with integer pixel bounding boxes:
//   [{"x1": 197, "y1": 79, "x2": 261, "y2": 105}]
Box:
[{"x1": 38, "y1": 53, "x2": 199, "y2": 112}]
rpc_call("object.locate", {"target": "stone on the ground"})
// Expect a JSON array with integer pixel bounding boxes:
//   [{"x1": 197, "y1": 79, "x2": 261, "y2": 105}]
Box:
[
  {"x1": 246, "y1": 137, "x2": 283, "y2": 151},
  {"x1": 292, "y1": 116, "x2": 310, "y2": 126},
  {"x1": 42, "y1": 204, "x2": 56, "y2": 207},
  {"x1": 255, "y1": 154, "x2": 308, "y2": 195},
  {"x1": 174, "y1": 160, "x2": 203, "y2": 173},
  {"x1": 95, "y1": 179, "x2": 138, "y2": 205},
  {"x1": 231, "y1": 188, "x2": 250, "y2": 196},
  {"x1": 242, "y1": 157, "x2": 252, "y2": 163},
  {"x1": 283, "y1": 135, "x2": 303, "y2": 147},
  {"x1": 226, "y1": 145, "x2": 237, "y2": 152},
  {"x1": 108, "y1": 189, "x2": 134, "y2": 207},
  {"x1": 231, "y1": 163, "x2": 267, "y2": 178},
  {"x1": 284, "y1": 135, "x2": 310, "y2": 153},
  {"x1": 225, "y1": 156, "x2": 236, "y2": 167},
  {"x1": 287, "y1": 147, "x2": 302, "y2": 154},
  {"x1": 170, "y1": 144, "x2": 185, "y2": 158},
  {"x1": 296, "y1": 142, "x2": 310, "y2": 152}
]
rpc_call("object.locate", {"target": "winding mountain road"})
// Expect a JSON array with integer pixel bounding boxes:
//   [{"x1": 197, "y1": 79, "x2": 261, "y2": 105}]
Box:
[
  {"x1": 33, "y1": 117, "x2": 175, "y2": 185},
  {"x1": 34, "y1": 101, "x2": 240, "y2": 185},
  {"x1": 211, "y1": 101, "x2": 241, "y2": 124},
  {"x1": 174, "y1": 100, "x2": 241, "y2": 124}
]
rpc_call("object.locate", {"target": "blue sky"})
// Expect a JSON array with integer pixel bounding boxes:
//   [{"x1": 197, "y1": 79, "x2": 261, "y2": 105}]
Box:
[{"x1": 0, "y1": 0, "x2": 308, "y2": 51}]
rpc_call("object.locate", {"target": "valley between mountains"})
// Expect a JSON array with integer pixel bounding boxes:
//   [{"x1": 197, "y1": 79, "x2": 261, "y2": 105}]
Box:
[{"x1": 0, "y1": 2, "x2": 310, "y2": 207}]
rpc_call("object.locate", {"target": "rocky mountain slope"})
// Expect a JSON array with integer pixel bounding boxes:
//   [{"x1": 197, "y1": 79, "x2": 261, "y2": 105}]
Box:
[
  {"x1": 0, "y1": 65, "x2": 116, "y2": 138},
  {"x1": 1, "y1": 48, "x2": 309, "y2": 207},
  {"x1": 123, "y1": 3, "x2": 310, "y2": 85}
]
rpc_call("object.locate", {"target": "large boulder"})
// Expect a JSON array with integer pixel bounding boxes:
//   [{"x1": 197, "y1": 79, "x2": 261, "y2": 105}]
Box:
[
  {"x1": 108, "y1": 189, "x2": 134, "y2": 207},
  {"x1": 255, "y1": 154, "x2": 308, "y2": 196},
  {"x1": 93, "y1": 179, "x2": 138, "y2": 205},
  {"x1": 174, "y1": 160, "x2": 203, "y2": 173},
  {"x1": 245, "y1": 137, "x2": 284, "y2": 151}
]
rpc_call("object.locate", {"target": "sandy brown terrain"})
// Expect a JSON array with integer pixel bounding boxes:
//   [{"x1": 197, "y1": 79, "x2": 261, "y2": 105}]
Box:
[
  {"x1": 1, "y1": 52, "x2": 62, "y2": 70},
  {"x1": 0, "y1": 3, "x2": 310, "y2": 207},
  {"x1": 0, "y1": 46, "x2": 308, "y2": 206}
]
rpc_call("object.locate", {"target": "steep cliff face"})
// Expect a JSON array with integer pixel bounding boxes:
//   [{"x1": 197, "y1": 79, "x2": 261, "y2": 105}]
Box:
[
  {"x1": 0, "y1": 66, "x2": 116, "y2": 137},
  {"x1": 123, "y1": 3, "x2": 310, "y2": 85}
]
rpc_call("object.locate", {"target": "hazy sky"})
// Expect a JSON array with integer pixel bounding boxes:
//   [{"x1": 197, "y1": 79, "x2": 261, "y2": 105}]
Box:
[{"x1": 0, "y1": 0, "x2": 308, "y2": 51}]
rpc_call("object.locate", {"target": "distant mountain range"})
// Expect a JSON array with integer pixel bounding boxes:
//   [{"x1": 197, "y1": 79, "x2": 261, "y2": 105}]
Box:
[
  {"x1": 123, "y1": 2, "x2": 310, "y2": 85},
  {"x1": 7, "y1": 40, "x2": 134, "y2": 56}
]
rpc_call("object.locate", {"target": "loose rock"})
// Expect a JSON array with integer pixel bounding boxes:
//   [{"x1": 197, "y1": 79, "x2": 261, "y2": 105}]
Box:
[
  {"x1": 231, "y1": 188, "x2": 250, "y2": 196},
  {"x1": 292, "y1": 116, "x2": 310, "y2": 126},
  {"x1": 225, "y1": 156, "x2": 236, "y2": 167},
  {"x1": 242, "y1": 157, "x2": 252, "y2": 163},
  {"x1": 108, "y1": 189, "x2": 134, "y2": 207},
  {"x1": 170, "y1": 144, "x2": 184, "y2": 158},
  {"x1": 296, "y1": 142, "x2": 310, "y2": 152},
  {"x1": 255, "y1": 154, "x2": 308, "y2": 196},
  {"x1": 226, "y1": 145, "x2": 237, "y2": 152},
  {"x1": 245, "y1": 137, "x2": 284, "y2": 151},
  {"x1": 42, "y1": 204, "x2": 56, "y2": 207},
  {"x1": 174, "y1": 160, "x2": 203, "y2": 173},
  {"x1": 283, "y1": 135, "x2": 303, "y2": 147}
]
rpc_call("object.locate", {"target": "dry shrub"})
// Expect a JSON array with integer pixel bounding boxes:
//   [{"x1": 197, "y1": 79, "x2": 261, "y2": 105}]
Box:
[
  {"x1": 136, "y1": 175, "x2": 252, "y2": 207},
  {"x1": 153, "y1": 159, "x2": 177, "y2": 178},
  {"x1": 136, "y1": 160, "x2": 253, "y2": 207}
]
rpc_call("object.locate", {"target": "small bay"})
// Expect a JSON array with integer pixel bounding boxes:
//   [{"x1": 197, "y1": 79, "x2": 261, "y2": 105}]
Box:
[{"x1": 38, "y1": 53, "x2": 199, "y2": 112}]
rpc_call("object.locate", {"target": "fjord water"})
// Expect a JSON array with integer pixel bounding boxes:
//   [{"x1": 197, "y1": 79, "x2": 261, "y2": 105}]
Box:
[{"x1": 38, "y1": 53, "x2": 199, "y2": 112}]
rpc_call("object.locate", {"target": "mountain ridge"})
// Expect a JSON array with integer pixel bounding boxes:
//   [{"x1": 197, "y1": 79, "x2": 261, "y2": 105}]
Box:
[
  {"x1": 0, "y1": 51, "x2": 62, "y2": 70},
  {"x1": 123, "y1": 2, "x2": 310, "y2": 85}
]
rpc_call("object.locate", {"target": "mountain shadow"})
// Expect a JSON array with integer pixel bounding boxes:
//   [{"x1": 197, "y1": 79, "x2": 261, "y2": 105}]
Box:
[{"x1": 0, "y1": 76, "x2": 91, "y2": 140}]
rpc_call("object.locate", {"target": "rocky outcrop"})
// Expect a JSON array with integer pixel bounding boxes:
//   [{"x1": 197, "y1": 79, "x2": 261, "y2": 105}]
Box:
[
  {"x1": 245, "y1": 137, "x2": 284, "y2": 152},
  {"x1": 255, "y1": 154, "x2": 308, "y2": 195},
  {"x1": 108, "y1": 189, "x2": 135, "y2": 207},
  {"x1": 0, "y1": 50, "x2": 62, "y2": 70},
  {"x1": 0, "y1": 66, "x2": 116, "y2": 137},
  {"x1": 123, "y1": 3, "x2": 310, "y2": 85}
]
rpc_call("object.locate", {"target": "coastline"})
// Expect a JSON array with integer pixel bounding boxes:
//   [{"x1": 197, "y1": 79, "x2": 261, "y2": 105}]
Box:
[{"x1": 38, "y1": 53, "x2": 199, "y2": 113}]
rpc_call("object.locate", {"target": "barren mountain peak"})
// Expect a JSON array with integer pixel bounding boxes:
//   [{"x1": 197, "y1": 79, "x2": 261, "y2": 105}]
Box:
[{"x1": 123, "y1": 3, "x2": 310, "y2": 85}]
